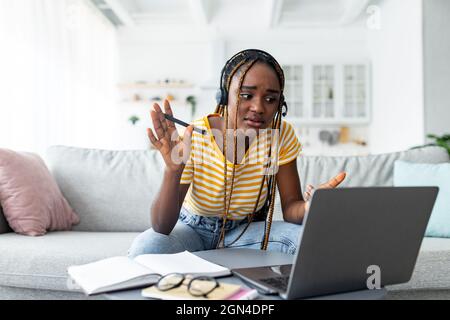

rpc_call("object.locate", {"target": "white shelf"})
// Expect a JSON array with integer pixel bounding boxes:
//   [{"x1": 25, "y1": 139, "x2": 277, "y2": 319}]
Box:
[
  {"x1": 118, "y1": 82, "x2": 195, "y2": 89},
  {"x1": 120, "y1": 100, "x2": 187, "y2": 106}
]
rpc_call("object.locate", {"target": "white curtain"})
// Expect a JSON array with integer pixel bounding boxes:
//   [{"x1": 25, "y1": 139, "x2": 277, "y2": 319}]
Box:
[{"x1": 0, "y1": 0, "x2": 118, "y2": 156}]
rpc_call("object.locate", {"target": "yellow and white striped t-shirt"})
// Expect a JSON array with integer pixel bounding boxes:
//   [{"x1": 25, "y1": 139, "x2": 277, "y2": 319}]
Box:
[{"x1": 181, "y1": 114, "x2": 302, "y2": 220}]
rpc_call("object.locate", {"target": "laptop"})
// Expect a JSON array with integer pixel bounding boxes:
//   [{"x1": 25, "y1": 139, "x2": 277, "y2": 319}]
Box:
[{"x1": 232, "y1": 187, "x2": 439, "y2": 299}]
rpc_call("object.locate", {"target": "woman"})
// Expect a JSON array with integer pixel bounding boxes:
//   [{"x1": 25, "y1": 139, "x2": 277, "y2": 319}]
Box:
[{"x1": 128, "y1": 49, "x2": 345, "y2": 257}]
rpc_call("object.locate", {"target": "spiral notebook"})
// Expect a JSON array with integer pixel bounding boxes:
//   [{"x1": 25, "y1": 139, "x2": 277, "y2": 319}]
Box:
[{"x1": 141, "y1": 282, "x2": 259, "y2": 300}]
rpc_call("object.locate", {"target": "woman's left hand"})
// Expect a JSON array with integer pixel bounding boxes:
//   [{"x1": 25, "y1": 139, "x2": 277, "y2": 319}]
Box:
[{"x1": 304, "y1": 172, "x2": 347, "y2": 211}]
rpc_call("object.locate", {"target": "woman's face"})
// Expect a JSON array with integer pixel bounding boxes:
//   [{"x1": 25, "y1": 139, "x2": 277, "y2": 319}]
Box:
[{"x1": 227, "y1": 62, "x2": 282, "y2": 131}]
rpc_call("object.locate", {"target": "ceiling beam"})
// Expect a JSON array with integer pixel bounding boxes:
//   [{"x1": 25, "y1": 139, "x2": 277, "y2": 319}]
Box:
[
  {"x1": 103, "y1": 0, "x2": 136, "y2": 27},
  {"x1": 188, "y1": 0, "x2": 211, "y2": 25},
  {"x1": 267, "y1": 0, "x2": 284, "y2": 28},
  {"x1": 131, "y1": 13, "x2": 192, "y2": 25}
]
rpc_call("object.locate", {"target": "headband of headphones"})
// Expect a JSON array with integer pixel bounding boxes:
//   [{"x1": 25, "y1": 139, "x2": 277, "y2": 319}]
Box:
[{"x1": 216, "y1": 49, "x2": 287, "y2": 117}]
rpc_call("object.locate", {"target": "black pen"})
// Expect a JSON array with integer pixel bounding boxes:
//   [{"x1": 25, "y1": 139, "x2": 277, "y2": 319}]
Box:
[{"x1": 163, "y1": 113, "x2": 207, "y2": 135}]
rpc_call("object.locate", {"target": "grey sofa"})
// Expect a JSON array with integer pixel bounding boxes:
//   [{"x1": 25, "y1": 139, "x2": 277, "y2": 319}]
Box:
[{"x1": 0, "y1": 145, "x2": 449, "y2": 300}]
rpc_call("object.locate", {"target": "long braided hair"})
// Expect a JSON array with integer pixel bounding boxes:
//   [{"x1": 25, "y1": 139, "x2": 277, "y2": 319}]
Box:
[{"x1": 214, "y1": 49, "x2": 287, "y2": 250}]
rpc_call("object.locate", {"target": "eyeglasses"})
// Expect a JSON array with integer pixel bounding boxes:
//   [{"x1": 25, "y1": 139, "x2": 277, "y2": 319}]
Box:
[{"x1": 156, "y1": 273, "x2": 220, "y2": 298}]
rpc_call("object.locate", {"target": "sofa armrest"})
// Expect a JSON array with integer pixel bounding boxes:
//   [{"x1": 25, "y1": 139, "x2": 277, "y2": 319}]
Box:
[{"x1": 0, "y1": 205, "x2": 12, "y2": 234}]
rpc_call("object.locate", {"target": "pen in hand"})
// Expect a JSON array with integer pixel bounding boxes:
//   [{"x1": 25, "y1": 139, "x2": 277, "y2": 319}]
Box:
[{"x1": 163, "y1": 113, "x2": 207, "y2": 136}]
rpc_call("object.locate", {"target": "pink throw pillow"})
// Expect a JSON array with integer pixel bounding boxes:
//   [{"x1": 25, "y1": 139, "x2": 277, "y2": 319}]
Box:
[{"x1": 0, "y1": 149, "x2": 79, "y2": 236}]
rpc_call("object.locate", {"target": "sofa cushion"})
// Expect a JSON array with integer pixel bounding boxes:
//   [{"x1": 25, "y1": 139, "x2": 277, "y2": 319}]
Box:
[
  {"x1": 296, "y1": 146, "x2": 449, "y2": 191},
  {"x1": 46, "y1": 146, "x2": 167, "y2": 232},
  {"x1": 394, "y1": 161, "x2": 450, "y2": 238},
  {"x1": 0, "y1": 286, "x2": 100, "y2": 300},
  {"x1": 1, "y1": 231, "x2": 448, "y2": 293},
  {"x1": 46, "y1": 146, "x2": 448, "y2": 227},
  {"x1": 0, "y1": 231, "x2": 139, "y2": 291},
  {"x1": 386, "y1": 237, "x2": 450, "y2": 291},
  {"x1": 271, "y1": 146, "x2": 449, "y2": 221},
  {"x1": 0, "y1": 149, "x2": 79, "y2": 236}
]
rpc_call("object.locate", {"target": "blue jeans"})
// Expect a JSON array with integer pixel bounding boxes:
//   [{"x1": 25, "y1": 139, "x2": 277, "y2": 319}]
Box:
[{"x1": 128, "y1": 206, "x2": 303, "y2": 258}]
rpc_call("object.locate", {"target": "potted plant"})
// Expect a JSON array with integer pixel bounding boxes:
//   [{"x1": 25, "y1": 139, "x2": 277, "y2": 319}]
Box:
[
  {"x1": 426, "y1": 134, "x2": 450, "y2": 156},
  {"x1": 412, "y1": 133, "x2": 450, "y2": 156},
  {"x1": 186, "y1": 95, "x2": 197, "y2": 118},
  {"x1": 129, "y1": 115, "x2": 140, "y2": 126}
]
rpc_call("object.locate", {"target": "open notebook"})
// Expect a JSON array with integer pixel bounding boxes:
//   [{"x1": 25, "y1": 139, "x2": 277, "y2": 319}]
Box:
[{"x1": 67, "y1": 251, "x2": 230, "y2": 295}]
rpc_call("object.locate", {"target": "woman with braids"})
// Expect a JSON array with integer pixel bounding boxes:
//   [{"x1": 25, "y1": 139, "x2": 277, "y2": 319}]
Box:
[{"x1": 128, "y1": 49, "x2": 346, "y2": 257}]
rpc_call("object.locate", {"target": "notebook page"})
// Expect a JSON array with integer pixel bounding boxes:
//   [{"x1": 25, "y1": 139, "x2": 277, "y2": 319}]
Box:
[
  {"x1": 68, "y1": 256, "x2": 157, "y2": 294},
  {"x1": 134, "y1": 251, "x2": 230, "y2": 277}
]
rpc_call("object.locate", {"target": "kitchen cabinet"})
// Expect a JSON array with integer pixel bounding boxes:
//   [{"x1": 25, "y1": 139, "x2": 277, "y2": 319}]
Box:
[{"x1": 282, "y1": 62, "x2": 370, "y2": 125}]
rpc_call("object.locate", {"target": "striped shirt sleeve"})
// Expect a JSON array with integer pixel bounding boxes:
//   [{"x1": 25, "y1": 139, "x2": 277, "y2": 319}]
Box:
[{"x1": 278, "y1": 121, "x2": 302, "y2": 166}]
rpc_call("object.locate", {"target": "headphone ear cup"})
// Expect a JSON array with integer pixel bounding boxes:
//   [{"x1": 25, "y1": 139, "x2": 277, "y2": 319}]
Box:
[
  {"x1": 215, "y1": 88, "x2": 227, "y2": 106},
  {"x1": 215, "y1": 89, "x2": 222, "y2": 105}
]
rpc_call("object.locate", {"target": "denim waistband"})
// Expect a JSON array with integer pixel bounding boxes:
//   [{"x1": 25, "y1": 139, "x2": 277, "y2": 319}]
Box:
[{"x1": 179, "y1": 206, "x2": 246, "y2": 233}]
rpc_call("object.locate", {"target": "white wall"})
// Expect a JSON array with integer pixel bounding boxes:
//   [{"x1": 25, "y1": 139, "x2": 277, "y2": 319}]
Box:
[
  {"x1": 118, "y1": 25, "x2": 368, "y2": 88},
  {"x1": 423, "y1": 0, "x2": 450, "y2": 137},
  {"x1": 117, "y1": 25, "x2": 371, "y2": 151},
  {"x1": 118, "y1": 2, "x2": 431, "y2": 155},
  {"x1": 366, "y1": 0, "x2": 425, "y2": 154}
]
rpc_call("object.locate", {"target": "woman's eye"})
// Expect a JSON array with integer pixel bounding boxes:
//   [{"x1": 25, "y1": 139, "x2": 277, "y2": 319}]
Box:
[{"x1": 240, "y1": 93, "x2": 277, "y2": 103}]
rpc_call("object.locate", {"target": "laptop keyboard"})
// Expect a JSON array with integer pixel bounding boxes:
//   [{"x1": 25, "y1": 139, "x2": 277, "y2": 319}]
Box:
[{"x1": 259, "y1": 276, "x2": 289, "y2": 291}]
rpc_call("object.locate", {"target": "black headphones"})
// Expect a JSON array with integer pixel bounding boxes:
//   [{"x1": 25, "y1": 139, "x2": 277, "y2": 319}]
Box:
[{"x1": 216, "y1": 49, "x2": 288, "y2": 117}]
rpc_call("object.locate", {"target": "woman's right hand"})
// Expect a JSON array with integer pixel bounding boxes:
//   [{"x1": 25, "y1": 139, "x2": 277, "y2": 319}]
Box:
[
  {"x1": 147, "y1": 100, "x2": 194, "y2": 173},
  {"x1": 303, "y1": 172, "x2": 347, "y2": 212}
]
